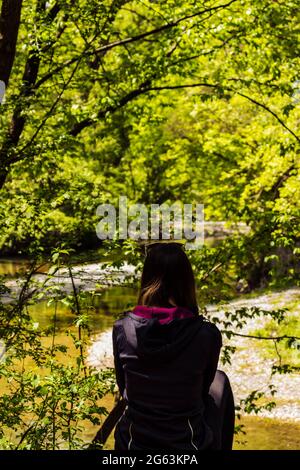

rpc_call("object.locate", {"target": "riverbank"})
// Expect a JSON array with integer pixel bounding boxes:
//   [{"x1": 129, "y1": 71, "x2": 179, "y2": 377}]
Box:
[{"x1": 2, "y1": 262, "x2": 138, "y2": 303}]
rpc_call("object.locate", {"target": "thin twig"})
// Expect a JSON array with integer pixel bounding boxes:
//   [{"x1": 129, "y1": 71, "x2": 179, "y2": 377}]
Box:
[
  {"x1": 68, "y1": 266, "x2": 87, "y2": 378},
  {"x1": 223, "y1": 331, "x2": 300, "y2": 341}
]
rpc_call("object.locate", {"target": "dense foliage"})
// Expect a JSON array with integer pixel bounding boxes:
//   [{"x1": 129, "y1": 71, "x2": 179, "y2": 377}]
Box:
[
  {"x1": 0, "y1": 0, "x2": 299, "y2": 449},
  {"x1": 0, "y1": 0, "x2": 299, "y2": 289}
]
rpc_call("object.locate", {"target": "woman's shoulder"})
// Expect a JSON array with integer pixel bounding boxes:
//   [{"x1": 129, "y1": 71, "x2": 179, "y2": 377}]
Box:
[{"x1": 197, "y1": 318, "x2": 222, "y2": 344}]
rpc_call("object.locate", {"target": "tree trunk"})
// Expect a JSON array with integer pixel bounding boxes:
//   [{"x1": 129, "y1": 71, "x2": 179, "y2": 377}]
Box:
[
  {"x1": 0, "y1": 0, "x2": 23, "y2": 86},
  {"x1": 0, "y1": 167, "x2": 8, "y2": 189}
]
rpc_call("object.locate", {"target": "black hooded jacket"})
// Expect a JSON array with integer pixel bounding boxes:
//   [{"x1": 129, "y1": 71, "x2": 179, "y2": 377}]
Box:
[{"x1": 112, "y1": 311, "x2": 222, "y2": 450}]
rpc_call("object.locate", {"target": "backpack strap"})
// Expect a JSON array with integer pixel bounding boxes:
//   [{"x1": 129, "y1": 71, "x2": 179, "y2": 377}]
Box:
[{"x1": 122, "y1": 314, "x2": 138, "y2": 350}]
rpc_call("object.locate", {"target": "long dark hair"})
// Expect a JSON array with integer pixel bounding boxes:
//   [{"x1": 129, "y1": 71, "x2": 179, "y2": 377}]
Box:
[{"x1": 138, "y1": 243, "x2": 198, "y2": 314}]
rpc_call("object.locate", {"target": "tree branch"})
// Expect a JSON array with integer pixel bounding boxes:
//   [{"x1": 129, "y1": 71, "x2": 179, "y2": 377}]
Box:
[
  {"x1": 224, "y1": 331, "x2": 300, "y2": 341},
  {"x1": 267, "y1": 164, "x2": 296, "y2": 200},
  {"x1": 14, "y1": 60, "x2": 81, "y2": 158},
  {"x1": 89, "y1": 397, "x2": 126, "y2": 449},
  {"x1": 146, "y1": 83, "x2": 300, "y2": 144},
  {"x1": 70, "y1": 79, "x2": 152, "y2": 136},
  {"x1": 235, "y1": 90, "x2": 300, "y2": 144},
  {"x1": 69, "y1": 79, "x2": 299, "y2": 142},
  {"x1": 34, "y1": 0, "x2": 238, "y2": 90}
]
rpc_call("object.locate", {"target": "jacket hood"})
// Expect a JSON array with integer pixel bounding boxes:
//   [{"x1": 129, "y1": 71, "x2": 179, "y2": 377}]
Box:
[
  {"x1": 132, "y1": 305, "x2": 195, "y2": 324},
  {"x1": 127, "y1": 306, "x2": 203, "y2": 362}
]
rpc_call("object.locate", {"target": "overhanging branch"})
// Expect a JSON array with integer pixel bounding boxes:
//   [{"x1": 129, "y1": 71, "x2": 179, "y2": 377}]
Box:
[
  {"x1": 69, "y1": 80, "x2": 300, "y2": 145},
  {"x1": 146, "y1": 83, "x2": 300, "y2": 144},
  {"x1": 34, "y1": 0, "x2": 238, "y2": 90}
]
